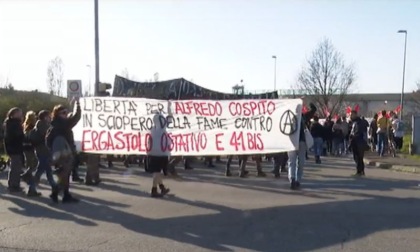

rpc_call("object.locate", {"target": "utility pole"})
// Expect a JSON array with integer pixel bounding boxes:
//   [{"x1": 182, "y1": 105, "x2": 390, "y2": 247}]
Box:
[
  {"x1": 397, "y1": 30, "x2": 408, "y2": 120},
  {"x1": 87, "y1": 0, "x2": 101, "y2": 182},
  {"x1": 94, "y1": 0, "x2": 100, "y2": 96},
  {"x1": 272, "y1": 55, "x2": 277, "y2": 91}
]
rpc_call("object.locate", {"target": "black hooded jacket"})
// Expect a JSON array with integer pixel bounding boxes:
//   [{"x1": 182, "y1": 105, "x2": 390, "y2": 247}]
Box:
[
  {"x1": 300, "y1": 103, "x2": 317, "y2": 142},
  {"x1": 3, "y1": 118, "x2": 24, "y2": 155},
  {"x1": 350, "y1": 116, "x2": 368, "y2": 145},
  {"x1": 48, "y1": 104, "x2": 81, "y2": 149}
]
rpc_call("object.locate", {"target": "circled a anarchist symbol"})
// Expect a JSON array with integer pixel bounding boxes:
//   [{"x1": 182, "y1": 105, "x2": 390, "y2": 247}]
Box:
[
  {"x1": 69, "y1": 82, "x2": 79, "y2": 92},
  {"x1": 279, "y1": 110, "x2": 298, "y2": 135}
]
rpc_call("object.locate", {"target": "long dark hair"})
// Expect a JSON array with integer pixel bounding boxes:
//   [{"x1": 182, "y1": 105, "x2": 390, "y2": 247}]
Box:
[
  {"x1": 51, "y1": 104, "x2": 67, "y2": 121},
  {"x1": 38, "y1": 110, "x2": 50, "y2": 121}
]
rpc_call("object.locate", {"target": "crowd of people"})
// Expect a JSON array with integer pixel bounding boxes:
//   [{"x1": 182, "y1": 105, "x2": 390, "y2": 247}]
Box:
[
  {"x1": 0, "y1": 99, "x2": 406, "y2": 202},
  {"x1": 368, "y1": 110, "x2": 405, "y2": 156},
  {"x1": 2, "y1": 100, "x2": 82, "y2": 202},
  {"x1": 309, "y1": 108, "x2": 405, "y2": 174}
]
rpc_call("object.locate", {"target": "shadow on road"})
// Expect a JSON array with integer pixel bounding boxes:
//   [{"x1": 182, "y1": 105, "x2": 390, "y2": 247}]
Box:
[
  {"x1": 1, "y1": 157, "x2": 420, "y2": 251},
  {"x1": 3, "y1": 190, "x2": 420, "y2": 251}
]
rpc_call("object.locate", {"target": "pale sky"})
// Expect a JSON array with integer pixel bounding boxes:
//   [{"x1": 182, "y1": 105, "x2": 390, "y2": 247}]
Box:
[{"x1": 0, "y1": 0, "x2": 419, "y2": 96}]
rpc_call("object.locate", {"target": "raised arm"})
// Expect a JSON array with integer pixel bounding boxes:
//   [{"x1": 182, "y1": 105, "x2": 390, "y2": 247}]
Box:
[{"x1": 68, "y1": 102, "x2": 81, "y2": 128}]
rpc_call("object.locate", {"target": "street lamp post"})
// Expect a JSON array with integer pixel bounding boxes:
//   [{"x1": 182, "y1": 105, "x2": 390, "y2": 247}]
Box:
[
  {"x1": 397, "y1": 30, "x2": 407, "y2": 120},
  {"x1": 94, "y1": 0, "x2": 100, "y2": 96},
  {"x1": 272, "y1": 55, "x2": 277, "y2": 91},
  {"x1": 90, "y1": 0, "x2": 101, "y2": 169}
]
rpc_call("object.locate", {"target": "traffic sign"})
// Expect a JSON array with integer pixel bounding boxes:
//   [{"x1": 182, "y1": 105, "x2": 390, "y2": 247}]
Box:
[{"x1": 67, "y1": 80, "x2": 82, "y2": 100}]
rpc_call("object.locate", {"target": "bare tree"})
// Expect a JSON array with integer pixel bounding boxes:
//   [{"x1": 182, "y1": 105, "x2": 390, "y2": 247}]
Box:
[
  {"x1": 0, "y1": 75, "x2": 15, "y2": 91},
  {"x1": 0, "y1": 75, "x2": 9, "y2": 88},
  {"x1": 47, "y1": 56, "x2": 64, "y2": 96},
  {"x1": 121, "y1": 67, "x2": 130, "y2": 79},
  {"x1": 409, "y1": 79, "x2": 420, "y2": 113},
  {"x1": 296, "y1": 38, "x2": 356, "y2": 117},
  {"x1": 121, "y1": 68, "x2": 139, "y2": 81},
  {"x1": 5, "y1": 83, "x2": 14, "y2": 90}
]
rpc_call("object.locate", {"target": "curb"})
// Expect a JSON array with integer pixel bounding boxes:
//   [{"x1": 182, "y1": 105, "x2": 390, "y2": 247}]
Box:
[{"x1": 364, "y1": 158, "x2": 420, "y2": 174}]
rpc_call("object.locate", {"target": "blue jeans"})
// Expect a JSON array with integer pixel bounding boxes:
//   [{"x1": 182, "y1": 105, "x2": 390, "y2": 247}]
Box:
[
  {"x1": 34, "y1": 154, "x2": 56, "y2": 187},
  {"x1": 343, "y1": 138, "x2": 349, "y2": 153},
  {"x1": 288, "y1": 141, "x2": 307, "y2": 182},
  {"x1": 333, "y1": 138, "x2": 344, "y2": 155},
  {"x1": 377, "y1": 133, "x2": 387, "y2": 156},
  {"x1": 313, "y1": 137, "x2": 323, "y2": 157}
]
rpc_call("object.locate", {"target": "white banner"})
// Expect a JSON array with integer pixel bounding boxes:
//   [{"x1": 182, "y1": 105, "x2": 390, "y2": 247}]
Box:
[{"x1": 73, "y1": 97, "x2": 303, "y2": 156}]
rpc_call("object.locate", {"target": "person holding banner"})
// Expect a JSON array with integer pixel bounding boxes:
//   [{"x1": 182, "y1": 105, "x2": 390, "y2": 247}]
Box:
[
  {"x1": 146, "y1": 113, "x2": 170, "y2": 198},
  {"x1": 47, "y1": 100, "x2": 81, "y2": 203},
  {"x1": 272, "y1": 152, "x2": 288, "y2": 178},
  {"x1": 288, "y1": 103, "x2": 316, "y2": 190}
]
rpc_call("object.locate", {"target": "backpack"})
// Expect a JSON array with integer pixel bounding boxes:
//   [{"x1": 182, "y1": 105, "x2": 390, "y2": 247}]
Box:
[{"x1": 50, "y1": 135, "x2": 73, "y2": 164}]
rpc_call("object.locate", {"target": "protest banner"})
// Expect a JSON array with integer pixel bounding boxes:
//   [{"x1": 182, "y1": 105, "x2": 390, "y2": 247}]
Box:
[
  {"x1": 112, "y1": 75, "x2": 279, "y2": 100},
  {"x1": 73, "y1": 97, "x2": 303, "y2": 156}
]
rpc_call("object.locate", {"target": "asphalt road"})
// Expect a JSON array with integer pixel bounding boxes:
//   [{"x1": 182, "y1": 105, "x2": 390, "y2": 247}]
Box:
[{"x1": 0, "y1": 156, "x2": 419, "y2": 252}]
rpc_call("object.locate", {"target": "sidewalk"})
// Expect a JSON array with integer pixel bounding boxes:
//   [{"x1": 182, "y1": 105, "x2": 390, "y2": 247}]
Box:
[{"x1": 364, "y1": 152, "x2": 420, "y2": 174}]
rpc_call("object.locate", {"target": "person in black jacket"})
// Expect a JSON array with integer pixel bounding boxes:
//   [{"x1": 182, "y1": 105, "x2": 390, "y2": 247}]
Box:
[
  {"x1": 369, "y1": 114, "x2": 379, "y2": 152},
  {"x1": 310, "y1": 116, "x2": 324, "y2": 164},
  {"x1": 288, "y1": 103, "x2": 316, "y2": 190},
  {"x1": 349, "y1": 110, "x2": 368, "y2": 176},
  {"x1": 147, "y1": 113, "x2": 170, "y2": 197},
  {"x1": 66, "y1": 112, "x2": 84, "y2": 184},
  {"x1": 48, "y1": 101, "x2": 81, "y2": 203},
  {"x1": 3, "y1": 107, "x2": 25, "y2": 192},
  {"x1": 33, "y1": 110, "x2": 56, "y2": 190},
  {"x1": 323, "y1": 116, "x2": 334, "y2": 154}
]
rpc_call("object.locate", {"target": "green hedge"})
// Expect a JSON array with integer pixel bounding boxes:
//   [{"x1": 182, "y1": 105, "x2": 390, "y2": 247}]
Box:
[
  {"x1": 0, "y1": 88, "x2": 67, "y2": 153},
  {"x1": 401, "y1": 135, "x2": 411, "y2": 154}
]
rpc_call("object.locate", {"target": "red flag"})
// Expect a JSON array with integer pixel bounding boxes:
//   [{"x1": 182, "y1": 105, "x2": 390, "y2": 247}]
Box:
[
  {"x1": 354, "y1": 104, "x2": 360, "y2": 112},
  {"x1": 323, "y1": 107, "x2": 330, "y2": 117},
  {"x1": 346, "y1": 106, "x2": 352, "y2": 114},
  {"x1": 379, "y1": 111, "x2": 390, "y2": 119},
  {"x1": 394, "y1": 105, "x2": 401, "y2": 114},
  {"x1": 302, "y1": 105, "x2": 308, "y2": 114}
]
